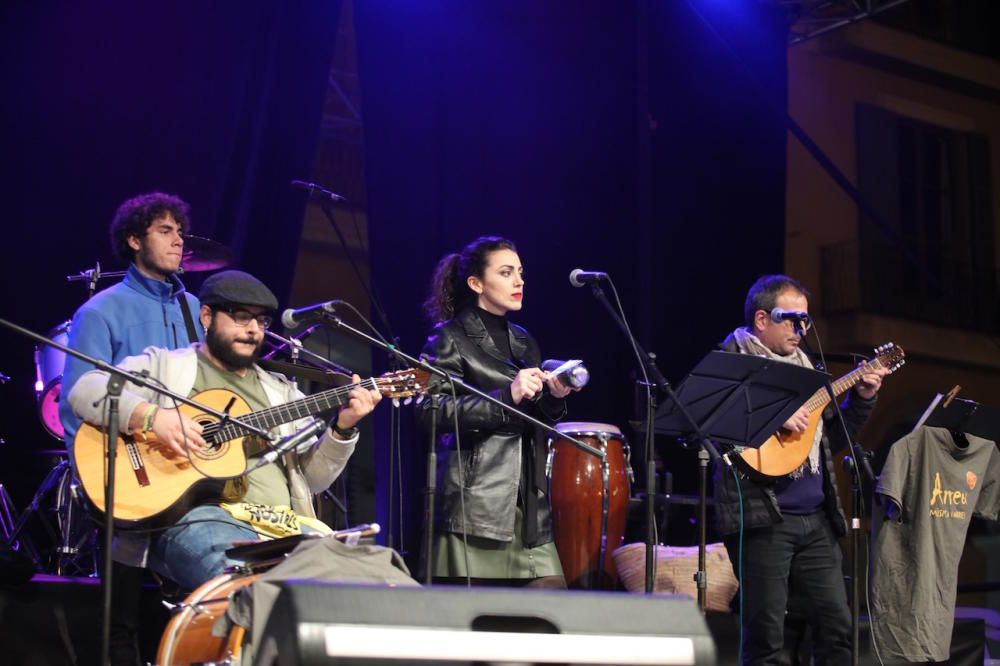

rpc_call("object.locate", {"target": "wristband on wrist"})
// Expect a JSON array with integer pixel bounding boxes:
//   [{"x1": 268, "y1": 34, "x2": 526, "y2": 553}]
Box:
[
  {"x1": 141, "y1": 404, "x2": 159, "y2": 433},
  {"x1": 332, "y1": 422, "x2": 359, "y2": 440}
]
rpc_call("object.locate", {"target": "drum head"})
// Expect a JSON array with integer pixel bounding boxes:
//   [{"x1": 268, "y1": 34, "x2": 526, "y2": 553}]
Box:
[
  {"x1": 38, "y1": 378, "x2": 65, "y2": 440},
  {"x1": 554, "y1": 421, "x2": 623, "y2": 438},
  {"x1": 35, "y1": 320, "x2": 70, "y2": 442}
]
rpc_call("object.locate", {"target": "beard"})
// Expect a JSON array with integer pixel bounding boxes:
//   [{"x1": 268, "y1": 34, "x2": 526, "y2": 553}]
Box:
[
  {"x1": 205, "y1": 325, "x2": 262, "y2": 371},
  {"x1": 137, "y1": 243, "x2": 181, "y2": 277}
]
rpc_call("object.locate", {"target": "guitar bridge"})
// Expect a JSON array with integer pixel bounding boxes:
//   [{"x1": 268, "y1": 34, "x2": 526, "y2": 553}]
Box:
[{"x1": 124, "y1": 440, "x2": 150, "y2": 487}]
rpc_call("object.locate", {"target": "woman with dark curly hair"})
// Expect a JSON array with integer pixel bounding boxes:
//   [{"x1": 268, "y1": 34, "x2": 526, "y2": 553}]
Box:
[{"x1": 417, "y1": 236, "x2": 576, "y2": 588}]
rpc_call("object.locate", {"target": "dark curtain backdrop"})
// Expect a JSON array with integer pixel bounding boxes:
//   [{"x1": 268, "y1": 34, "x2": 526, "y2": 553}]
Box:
[
  {"x1": 644, "y1": 2, "x2": 791, "y2": 494},
  {"x1": 0, "y1": 2, "x2": 340, "y2": 503},
  {"x1": 356, "y1": 1, "x2": 788, "y2": 558}
]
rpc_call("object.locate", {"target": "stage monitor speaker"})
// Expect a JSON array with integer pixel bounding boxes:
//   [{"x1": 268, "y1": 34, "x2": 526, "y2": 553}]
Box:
[{"x1": 254, "y1": 581, "x2": 716, "y2": 666}]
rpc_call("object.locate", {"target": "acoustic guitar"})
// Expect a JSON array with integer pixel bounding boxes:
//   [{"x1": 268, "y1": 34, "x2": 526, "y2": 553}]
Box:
[
  {"x1": 73, "y1": 369, "x2": 429, "y2": 525},
  {"x1": 735, "y1": 343, "x2": 905, "y2": 479}
]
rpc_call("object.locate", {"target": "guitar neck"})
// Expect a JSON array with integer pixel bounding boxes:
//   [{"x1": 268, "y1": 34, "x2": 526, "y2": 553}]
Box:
[
  {"x1": 803, "y1": 361, "x2": 881, "y2": 414},
  {"x1": 216, "y1": 378, "x2": 376, "y2": 441}
]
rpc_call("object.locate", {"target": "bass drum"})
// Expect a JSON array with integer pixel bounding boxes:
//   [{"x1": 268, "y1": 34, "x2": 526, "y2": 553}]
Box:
[
  {"x1": 547, "y1": 421, "x2": 632, "y2": 590},
  {"x1": 35, "y1": 320, "x2": 71, "y2": 441},
  {"x1": 157, "y1": 571, "x2": 256, "y2": 666}
]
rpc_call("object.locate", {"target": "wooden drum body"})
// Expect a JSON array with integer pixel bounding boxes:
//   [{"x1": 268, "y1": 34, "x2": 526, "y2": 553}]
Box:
[
  {"x1": 157, "y1": 571, "x2": 256, "y2": 666},
  {"x1": 547, "y1": 421, "x2": 632, "y2": 589}
]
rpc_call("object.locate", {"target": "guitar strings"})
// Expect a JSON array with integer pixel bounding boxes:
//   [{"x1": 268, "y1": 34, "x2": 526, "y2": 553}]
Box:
[
  {"x1": 200, "y1": 379, "x2": 370, "y2": 441},
  {"x1": 198, "y1": 376, "x2": 391, "y2": 444}
]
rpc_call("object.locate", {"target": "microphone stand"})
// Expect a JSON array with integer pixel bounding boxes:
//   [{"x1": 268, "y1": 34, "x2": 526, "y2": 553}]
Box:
[
  {"x1": 843, "y1": 444, "x2": 874, "y2": 666},
  {"x1": 422, "y1": 390, "x2": 440, "y2": 584},
  {"x1": 0, "y1": 317, "x2": 273, "y2": 666},
  {"x1": 586, "y1": 283, "x2": 721, "y2": 604},
  {"x1": 263, "y1": 329, "x2": 354, "y2": 376},
  {"x1": 66, "y1": 262, "x2": 128, "y2": 299},
  {"x1": 307, "y1": 193, "x2": 411, "y2": 547},
  {"x1": 314, "y1": 312, "x2": 606, "y2": 584}
]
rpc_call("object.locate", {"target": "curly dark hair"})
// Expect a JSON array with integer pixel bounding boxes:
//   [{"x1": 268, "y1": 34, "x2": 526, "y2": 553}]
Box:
[
  {"x1": 109, "y1": 192, "x2": 191, "y2": 263},
  {"x1": 423, "y1": 236, "x2": 518, "y2": 323},
  {"x1": 744, "y1": 274, "x2": 811, "y2": 329}
]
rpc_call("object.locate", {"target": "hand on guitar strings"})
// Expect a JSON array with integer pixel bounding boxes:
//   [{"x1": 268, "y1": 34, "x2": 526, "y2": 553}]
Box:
[
  {"x1": 855, "y1": 363, "x2": 888, "y2": 400},
  {"x1": 332, "y1": 373, "x2": 382, "y2": 432},
  {"x1": 128, "y1": 401, "x2": 207, "y2": 458},
  {"x1": 782, "y1": 406, "x2": 811, "y2": 433}
]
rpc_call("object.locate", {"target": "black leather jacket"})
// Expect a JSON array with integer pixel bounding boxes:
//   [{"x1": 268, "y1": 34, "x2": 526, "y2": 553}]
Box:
[
  {"x1": 713, "y1": 333, "x2": 876, "y2": 537},
  {"x1": 416, "y1": 307, "x2": 566, "y2": 544}
]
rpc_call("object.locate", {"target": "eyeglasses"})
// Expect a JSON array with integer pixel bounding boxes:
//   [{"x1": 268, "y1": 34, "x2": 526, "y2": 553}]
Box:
[
  {"x1": 217, "y1": 308, "x2": 272, "y2": 329},
  {"x1": 779, "y1": 317, "x2": 811, "y2": 336}
]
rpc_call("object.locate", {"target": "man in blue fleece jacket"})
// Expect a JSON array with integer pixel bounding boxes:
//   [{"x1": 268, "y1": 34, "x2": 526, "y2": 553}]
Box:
[
  {"x1": 58, "y1": 191, "x2": 203, "y2": 666},
  {"x1": 60, "y1": 192, "x2": 204, "y2": 452}
]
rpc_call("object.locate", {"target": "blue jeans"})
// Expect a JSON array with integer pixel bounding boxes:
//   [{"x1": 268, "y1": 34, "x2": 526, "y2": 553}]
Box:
[
  {"x1": 723, "y1": 512, "x2": 851, "y2": 666},
  {"x1": 148, "y1": 505, "x2": 259, "y2": 591}
]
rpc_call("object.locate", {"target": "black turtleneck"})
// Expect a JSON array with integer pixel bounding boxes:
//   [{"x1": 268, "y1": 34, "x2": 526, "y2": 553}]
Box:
[{"x1": 476, "y1": 307, "x2": 512, "y2": 360}]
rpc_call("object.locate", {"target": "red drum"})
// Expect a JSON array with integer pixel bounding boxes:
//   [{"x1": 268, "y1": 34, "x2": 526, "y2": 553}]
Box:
[
  {"x1": 34, "y1": 320, "x2": 70, "y2": 441},
  {"x1": 157, "y1": 571, "x2": 257, "y2": 666},
  {"x1": 547, "y1": 422, "x2": 632, "y2": 590}
]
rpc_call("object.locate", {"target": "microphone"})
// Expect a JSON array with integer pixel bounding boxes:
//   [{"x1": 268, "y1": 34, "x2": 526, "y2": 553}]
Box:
[
  {"x1": 281, "y1": 300, "x2": 342, "y2": 328},
  {"x1": 248, "y1": 418, "x2": 326, "y2": 472},
  {"x1": 290, "y1": 180, "x2": 346, "y2": 202},
  {"x1": 541, "y1": 359, "x2": 590, "y2": 390},
  {"x1": 853, "y1": 444, "x2": 876, "y2": 484},
  {"x1": 770, "y1": 308, "x2": 811, "y2": 324},
  {"x1": 569, "y1": 269, "x2": 608, "y2": 288}
]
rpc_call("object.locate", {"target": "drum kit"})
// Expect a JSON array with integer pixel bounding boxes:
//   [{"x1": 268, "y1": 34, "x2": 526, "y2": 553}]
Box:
[{"x1": 4, "y1": 237, "x2": 232, "y2": 576}]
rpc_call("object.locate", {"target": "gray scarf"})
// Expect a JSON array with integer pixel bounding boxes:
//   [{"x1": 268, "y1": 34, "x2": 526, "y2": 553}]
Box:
[{"x1": 732, "y1": 327, "x2": 822, "y2": 477}]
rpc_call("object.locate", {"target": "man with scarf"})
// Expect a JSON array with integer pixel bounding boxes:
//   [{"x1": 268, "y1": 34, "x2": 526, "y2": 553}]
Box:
[{"x1": 714, "y1": 274, "x2": 887, "y2": 666}]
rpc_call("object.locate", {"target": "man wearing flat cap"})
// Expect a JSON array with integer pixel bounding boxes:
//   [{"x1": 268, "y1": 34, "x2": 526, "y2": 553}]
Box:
[{"x1": 68, "y1": 270, "x2": 381, "y2": 590}]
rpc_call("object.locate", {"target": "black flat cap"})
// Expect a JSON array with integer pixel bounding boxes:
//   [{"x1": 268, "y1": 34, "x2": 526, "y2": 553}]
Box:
[{"x1": 198, "y1": 270, "x2": 278, "y2": 311}]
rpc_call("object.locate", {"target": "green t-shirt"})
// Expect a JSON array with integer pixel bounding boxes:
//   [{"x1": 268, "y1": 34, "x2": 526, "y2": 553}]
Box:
[
  {"x1": 192, "y1": 352, "x2": 291, "y2": 507},
  {"x1": 872, "y1": 426, "x2": 1000, "y2": 661}
]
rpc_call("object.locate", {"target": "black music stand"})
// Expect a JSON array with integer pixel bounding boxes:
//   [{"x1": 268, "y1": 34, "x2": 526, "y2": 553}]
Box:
[
  {"x1": 648, "y1": 351, "x2": 828, "y2": 610},
  {"x1": 916, "y1": 394, "x2": 1000, "y2": 442}
]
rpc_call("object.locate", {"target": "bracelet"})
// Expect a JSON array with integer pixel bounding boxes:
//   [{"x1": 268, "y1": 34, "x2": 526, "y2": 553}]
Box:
[
  {"x1": 332, "y1": 422, "x2": 359, "y2": 440},
  {"x1": 141, "y1": 404, "x2": 159, "y2": 433}
]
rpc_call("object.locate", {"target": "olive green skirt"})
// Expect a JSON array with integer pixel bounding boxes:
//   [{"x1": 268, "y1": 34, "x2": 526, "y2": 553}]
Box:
[{"x1": 432, "y1": 506, "x2": 563, "y2": 579}]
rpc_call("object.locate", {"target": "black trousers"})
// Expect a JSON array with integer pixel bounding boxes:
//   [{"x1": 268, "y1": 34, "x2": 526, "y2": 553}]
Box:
[{"x1": 723, "y1": 512, "x2": 851, "y2": 666}]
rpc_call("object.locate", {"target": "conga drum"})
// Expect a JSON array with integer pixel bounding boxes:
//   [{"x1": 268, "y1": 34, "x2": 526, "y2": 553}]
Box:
[
  {"x1": 157, "y1": 571, "x2": 257, "y2": 666},
  {"x1": 547, "y1": 422, "x2": 631, "y2": 589}
]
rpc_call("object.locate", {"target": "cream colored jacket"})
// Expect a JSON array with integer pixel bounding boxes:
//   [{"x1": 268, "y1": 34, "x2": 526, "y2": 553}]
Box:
[{"x1": 68, "y1": 344, "x2": 356, "y2": 566}]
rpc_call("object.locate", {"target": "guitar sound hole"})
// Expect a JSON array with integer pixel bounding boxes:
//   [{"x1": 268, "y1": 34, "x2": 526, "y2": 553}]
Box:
[
  {"x1": 194, "y1": 417, "x2": 227, "y2": 460},
  {"x1": 198, "y1": 435, "x2": 227, "y2": 460}
]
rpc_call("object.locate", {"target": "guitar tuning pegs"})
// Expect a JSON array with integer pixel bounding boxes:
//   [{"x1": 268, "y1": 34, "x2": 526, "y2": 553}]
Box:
[
  {"x1": 403, "y1": 397, "x2": 413, "y2": 406},
  {"x1": 392, "y1": 398, "x2": 400, "y2": 408}
]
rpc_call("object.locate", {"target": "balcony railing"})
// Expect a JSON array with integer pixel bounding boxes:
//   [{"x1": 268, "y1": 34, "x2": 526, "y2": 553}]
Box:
[{"x1": 820, "y1": 239, "x2": 1000, "y2": 334}]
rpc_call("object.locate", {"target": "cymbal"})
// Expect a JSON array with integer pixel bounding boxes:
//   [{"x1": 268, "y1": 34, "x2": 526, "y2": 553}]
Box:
[
  {"x1": 181, "y1": 235, "x2": 232, "y2": 272},
  {"x1": 256, "y1": 359, "x2": 353, "y2": 386}
]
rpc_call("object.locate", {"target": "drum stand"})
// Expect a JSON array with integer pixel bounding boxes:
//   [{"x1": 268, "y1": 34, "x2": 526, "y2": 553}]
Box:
[{"x1": 0, "y1": 458, "x2": 99, "y2": 577}]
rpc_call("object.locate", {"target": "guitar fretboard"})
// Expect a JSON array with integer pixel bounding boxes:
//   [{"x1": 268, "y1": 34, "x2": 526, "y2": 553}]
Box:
[
  {"x1": 802, "y1": 359, "x2": 886, "y2": 414},
  {"x1": 204, "y1": 378, "x2": 379, "y2": 443}
]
